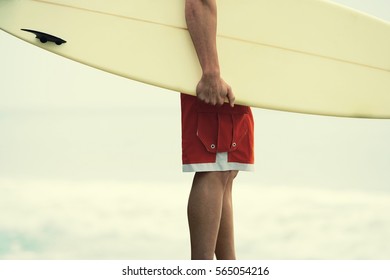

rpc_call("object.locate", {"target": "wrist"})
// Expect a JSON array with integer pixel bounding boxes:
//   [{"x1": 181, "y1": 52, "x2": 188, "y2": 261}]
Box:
[{"x1": 202, "y1": 69, "x2": 221, "y2": 79}]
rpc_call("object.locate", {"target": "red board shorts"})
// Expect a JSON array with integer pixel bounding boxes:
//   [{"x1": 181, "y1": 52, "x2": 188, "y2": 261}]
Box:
[{"x1": 181, "y1": 93, "x2": 254, "y2": 172}]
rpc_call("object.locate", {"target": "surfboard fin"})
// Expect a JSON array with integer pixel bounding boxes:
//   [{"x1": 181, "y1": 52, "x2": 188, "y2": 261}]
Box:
[{"x1": 21, "y1": 29, "x2": 66, "y2": 45}]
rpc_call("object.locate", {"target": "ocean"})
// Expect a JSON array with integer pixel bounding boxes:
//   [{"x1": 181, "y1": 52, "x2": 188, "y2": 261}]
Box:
[{"x1": 1, "y1": 179, "x2": 389, "y2": 259}]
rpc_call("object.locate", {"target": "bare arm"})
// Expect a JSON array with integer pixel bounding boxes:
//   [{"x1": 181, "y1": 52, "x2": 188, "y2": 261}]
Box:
[{"x1": 185, "y1": 0, "x2": 235, "y2": 107}]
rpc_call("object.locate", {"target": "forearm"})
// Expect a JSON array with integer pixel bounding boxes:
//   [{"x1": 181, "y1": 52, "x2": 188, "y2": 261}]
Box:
[
  {"x1": 185, "y1": 0, "x2": 235, "y2": 106},
  {"x1": 185, "y1": 0, "x2": 220, "y2": 77}
]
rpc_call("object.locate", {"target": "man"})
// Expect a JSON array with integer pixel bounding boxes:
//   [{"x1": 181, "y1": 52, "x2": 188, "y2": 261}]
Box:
[{"x1": 183, "y1": 0, "x2": 255, "y2": 260}]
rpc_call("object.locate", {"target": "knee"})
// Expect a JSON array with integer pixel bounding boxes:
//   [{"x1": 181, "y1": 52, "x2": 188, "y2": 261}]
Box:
[
  {"x1": 200, "y1": 170, "x2": 239, "y2": 187},
  {"x1": 229, "y1": 170, "x2": 239, "y2": 180},
  {"x1": 222, "y1": 170, "x2": 238, "y2": 182}
]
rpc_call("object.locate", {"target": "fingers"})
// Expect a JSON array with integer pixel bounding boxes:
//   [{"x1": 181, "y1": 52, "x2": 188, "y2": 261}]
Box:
[
  {"x1": 196, "y1": 81, "x2": 217, "y2": 105},
  {"x1": 226, "y1": 85, "x2": 235, "y2": 107},
  {"x1": 196, "y1": 76, "x2": 235, "y2": 107},
  {"x1": 216, "y1": 82, "x2": 234, "y2": 107}
]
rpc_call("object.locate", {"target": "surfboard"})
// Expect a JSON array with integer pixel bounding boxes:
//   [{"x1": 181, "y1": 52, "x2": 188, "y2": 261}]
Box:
[{"x1": 1, "y1": 0, "x2": 389, "y2": 118}]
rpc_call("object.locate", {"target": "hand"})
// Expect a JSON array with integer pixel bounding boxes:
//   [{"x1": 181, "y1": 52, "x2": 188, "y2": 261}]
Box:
[{"x1": 196, "y1": 73, "x2": 235, "y2": 107}]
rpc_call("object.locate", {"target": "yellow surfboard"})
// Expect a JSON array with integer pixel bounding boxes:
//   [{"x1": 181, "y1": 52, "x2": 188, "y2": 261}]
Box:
[{"x1": 1, "y1": 0, "x2": 389, "y2": 118}]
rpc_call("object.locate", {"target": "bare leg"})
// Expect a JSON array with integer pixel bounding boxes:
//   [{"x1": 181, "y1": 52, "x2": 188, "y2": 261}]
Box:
[
  {"x1": 215, "y1": 170, "x2": 238, "y2": 260},
  {"x1": 187, "y1": 171, "x2": 238, "y2": 260}
]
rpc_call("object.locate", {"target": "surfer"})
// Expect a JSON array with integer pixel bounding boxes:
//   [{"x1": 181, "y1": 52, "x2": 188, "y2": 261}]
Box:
[{"x1": 183, "y1": 0, "x2": 255, "y2": 260}]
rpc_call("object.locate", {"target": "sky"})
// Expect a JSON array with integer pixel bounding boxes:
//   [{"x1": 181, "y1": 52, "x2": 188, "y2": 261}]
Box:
[{"x1": 0, "y1": 0, "x2": 390, "y2": 260}]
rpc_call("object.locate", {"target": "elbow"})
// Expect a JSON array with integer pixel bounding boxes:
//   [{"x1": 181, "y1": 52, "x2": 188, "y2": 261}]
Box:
[
  {"x1": 185, "y1": 0, "x2": 196, "y2": 22},
  {"x1": 185, "y1": 0, "x2": 200, "y2": 22},
  {"x1": 185, "y1": 0, "x2": 216, "y2": 21}
]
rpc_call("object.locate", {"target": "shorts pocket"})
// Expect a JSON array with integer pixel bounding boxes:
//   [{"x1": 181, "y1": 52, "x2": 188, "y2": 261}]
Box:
[
  {"x1": 196, "y1": 112, "x2": 219, "y2": 153},
  {"x1": 230, "y1": 113, "x2": 250, "y2": 152},
  {"x1": 196, "y1": 112, "x2": 250, "y2": 153}
]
